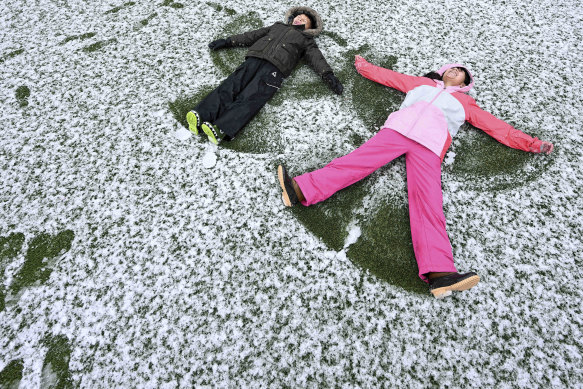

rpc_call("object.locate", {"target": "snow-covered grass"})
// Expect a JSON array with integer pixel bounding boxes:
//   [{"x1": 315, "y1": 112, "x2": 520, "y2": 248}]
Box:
[{"x1": 1, "y1": 0, "x2": 582, "y2": 387}]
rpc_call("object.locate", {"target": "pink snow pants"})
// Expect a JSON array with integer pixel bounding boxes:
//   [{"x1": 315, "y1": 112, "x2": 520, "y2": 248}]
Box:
[{"x1": 294, "y1": 129, "x2": 457, "y2": 281}]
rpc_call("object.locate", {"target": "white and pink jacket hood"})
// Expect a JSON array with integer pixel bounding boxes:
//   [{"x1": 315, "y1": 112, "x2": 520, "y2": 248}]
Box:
[{"x1": 354, "y1": 56, "x2": 543, "y2": 161}]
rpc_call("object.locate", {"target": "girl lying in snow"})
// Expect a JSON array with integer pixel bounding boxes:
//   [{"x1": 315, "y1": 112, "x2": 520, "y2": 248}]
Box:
[
  {"x1": 186, "y1": 6, "x2": 343, "y2": 145},
  {"x1": 277, "y1": 55, "x2": 554, "y2": 299}
]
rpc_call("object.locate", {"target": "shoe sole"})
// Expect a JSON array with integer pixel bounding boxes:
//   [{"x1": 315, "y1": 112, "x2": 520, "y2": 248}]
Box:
[
  {"x1": 186, "y1": 111, "x2": 200, "y2": 135},
  {"x1": 201, "y1": 123, "x2": 219, "y2": 145},
  {"x1": 277, "y1": 165, "x2": 293, "y2": 207},
  {"x1": 431, "y1": 275, "x2": 480, "y2": 299}
]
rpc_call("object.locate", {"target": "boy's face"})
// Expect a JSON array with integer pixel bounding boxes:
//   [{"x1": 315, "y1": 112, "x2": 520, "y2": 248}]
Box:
[{"x1": 292, "y1": 14, "x2": 312, "y2": 29}]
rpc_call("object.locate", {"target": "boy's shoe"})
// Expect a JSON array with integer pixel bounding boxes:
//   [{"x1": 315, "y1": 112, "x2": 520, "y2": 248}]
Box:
[
  {"x1": 429, "y1": 272, "x2": 480, "y2": 299},
  {"x1": 201, "y1": 122, "x2": 225, "y2": 145},
  {"x1": 186, "y1": 111, "x2": 201, "y2": 135},
  {"x1": 277, "y1": 164, "x2": 299, "y2": 207}
]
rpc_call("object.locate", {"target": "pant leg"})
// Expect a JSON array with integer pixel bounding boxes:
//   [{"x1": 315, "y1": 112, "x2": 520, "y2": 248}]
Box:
[
  {"x1": 214, "y1": 60, "x2": 283, "y2": 137},
  {"x1": 404, "y1": 142, "x2": 457, "y2": 281},
  {"x1": 194, "y1": 58, "x2": 264, "y2": 125},
  {"x1": 294, "y1": 129, "x2": 409, "y2": 206}
]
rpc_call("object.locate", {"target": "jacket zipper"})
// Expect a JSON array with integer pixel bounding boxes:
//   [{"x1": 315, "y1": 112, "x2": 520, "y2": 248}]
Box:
[
  {"x1": 269, "y1": 27, "x2": 292, "y2": 57},
  {"x1": 404, "y1": 87, "x2": 445, "y2": 135}
]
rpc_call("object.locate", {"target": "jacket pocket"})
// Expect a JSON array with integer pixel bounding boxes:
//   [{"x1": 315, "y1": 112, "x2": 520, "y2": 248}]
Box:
[
  {"x1": 262, "y1": 70, "x2": 284, "y2": 90},
  {"x1": 272, "y1": 43, "x2": 299, "y2": 68}
]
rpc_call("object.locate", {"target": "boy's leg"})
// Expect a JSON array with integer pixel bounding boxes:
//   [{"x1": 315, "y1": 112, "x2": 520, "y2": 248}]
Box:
[
  {"x1": 404, "y1": 143, "x2": 457, "y2": 281},
  {"x1": 194, "y1": 58, "x2": 264, "y2": 125},
  {"x1": 294, "y1": 129, "x2": 408, "y2": 206},
  {"x1": 213, "y1": 59, "x2": 283, "y2": 138}
]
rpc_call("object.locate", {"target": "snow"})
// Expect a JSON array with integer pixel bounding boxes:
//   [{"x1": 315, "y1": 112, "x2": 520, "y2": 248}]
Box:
[{"x1": 1, "y1": 0, "x2": 582, "y2": 387}]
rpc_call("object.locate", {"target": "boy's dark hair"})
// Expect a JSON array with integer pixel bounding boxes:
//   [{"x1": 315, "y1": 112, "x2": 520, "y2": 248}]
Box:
[{"x1": 423, "y1": 68, "x2": 471, "y2": 86}]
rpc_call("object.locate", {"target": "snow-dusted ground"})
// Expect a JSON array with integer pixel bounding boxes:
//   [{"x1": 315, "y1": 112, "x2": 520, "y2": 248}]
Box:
[{"x1": 1, "y1": 0, "x2": 582, "y2": 387}]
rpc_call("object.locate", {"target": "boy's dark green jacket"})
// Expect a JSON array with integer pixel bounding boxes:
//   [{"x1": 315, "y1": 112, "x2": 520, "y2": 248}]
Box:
[{"x1": 228, "y1": 6, "x2": 333, "y2": 77}]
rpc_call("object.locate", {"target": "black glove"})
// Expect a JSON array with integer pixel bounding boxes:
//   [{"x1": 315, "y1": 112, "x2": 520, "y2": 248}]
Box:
[
  {"x1": 208, "y1": 38, "x2": 231, "y2": 50},
  {"x1": 323, "y1": 72, "x2": 343, "y2": 95}
]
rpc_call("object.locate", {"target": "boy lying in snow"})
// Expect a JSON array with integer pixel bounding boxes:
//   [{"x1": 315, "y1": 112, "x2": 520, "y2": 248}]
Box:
[{"x1": 186, "y1": 6, "x2": 343, "y2": 144}]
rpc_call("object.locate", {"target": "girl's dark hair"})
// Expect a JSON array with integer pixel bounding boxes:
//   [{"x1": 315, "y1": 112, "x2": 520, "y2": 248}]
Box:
[{"x1": 423, "y1": 68, "x2": 471, "y2": 86}]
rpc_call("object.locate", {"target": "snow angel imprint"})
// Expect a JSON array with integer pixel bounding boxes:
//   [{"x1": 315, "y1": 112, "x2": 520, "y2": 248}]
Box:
[
  {"x1": 186, "y1": 6, "x2": 344, "y2": 145},
  {"x1": 277, "y1": 55, "x2": 554, "y2": 299}
]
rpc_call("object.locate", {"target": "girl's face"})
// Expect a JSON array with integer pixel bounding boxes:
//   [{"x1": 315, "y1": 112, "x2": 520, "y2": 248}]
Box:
[
  {"x1": 293, "y1": 14, "x2": 312, "y2": 29},
  {"x1": 443, "y1": 67, "x2": 467, "y2": 87}
]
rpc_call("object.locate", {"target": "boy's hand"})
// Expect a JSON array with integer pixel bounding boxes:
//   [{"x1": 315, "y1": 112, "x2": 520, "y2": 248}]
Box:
[
  {"x1": 208, "y1": 39, "x2": 230, "y2": 50},
  {"x1": 323, "y1": 73, "x2": 343, "y2": 95}
]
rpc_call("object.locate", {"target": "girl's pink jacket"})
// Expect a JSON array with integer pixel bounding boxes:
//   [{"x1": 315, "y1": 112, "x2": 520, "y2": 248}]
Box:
[{"x1": 354, "y1": 57, "x2": 543, "y2": 161}]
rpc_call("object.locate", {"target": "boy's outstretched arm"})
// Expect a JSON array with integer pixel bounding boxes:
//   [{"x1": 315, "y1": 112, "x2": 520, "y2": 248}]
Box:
[
  {"x1": 208, "y1": 26, "x2": 272, "y2": 50},
  {"x1": 304, "y1": 41, "x2": 343, "y2": 95}
]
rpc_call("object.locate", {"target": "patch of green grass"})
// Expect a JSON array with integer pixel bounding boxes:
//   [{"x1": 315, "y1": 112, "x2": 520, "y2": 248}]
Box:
[
  {"x1": 140, "y1": 13, "x2": 158, "y2": 26},
  {"x1": 206, "y1": 2, "x2": 236, "y2": 15},
  {"x1": 343, "y1": 46, "x2": 402, "y2": 129},
  {"x1": 321, "y1": 31, "x2": 348, "y2": 47},
  {"x1": 347, "y1": 200, "x2": 426, "y2": 294},
  {"x1": 81, "y1": 39, "x2": 117, "y2": 53},
  {"x1": 450, "y1": 126, "x2": 555, "y2": 190},
  {"x1": 291, "y1": 177, "x2": 369, "y2": 251},
  {"x1": 10, "y1": 230, "x2": 75, "y2": 295},
  {"x1": 0, "y1": 49, "x2": 25, "y2": 64},
  {"x1": 41, "y1": 335, "x2": 74, "y2": 389},
  {"x1": 0, "y1": 359, "x2": 23, "y2": 388},
  {"x1": 60, "y1": 32, "x2": 97, "y2": 45},
  {"x1": 0, "y1": 232, "x2": 25, "y2": 311},
  {"x1": 15, "y1": 85, "x2": 30, "y2": 107},
  {"x1": 104, "y1": 1, "x2": 136, "y2": 14},
  {"x1": 0, "y1": 233, "x2": 25, "y2": 263},
  {"x1": 161, "y1": 0, "x2": 183, "y2": 8}
]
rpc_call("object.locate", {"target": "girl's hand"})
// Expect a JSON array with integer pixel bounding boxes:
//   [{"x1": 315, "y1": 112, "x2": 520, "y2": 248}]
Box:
[
  {"x1": 539, "y1": 141, "x2": 554, "y2": 154},
  {"x1": 354, "y1": 55, "x2": 369, "y2": 72}
]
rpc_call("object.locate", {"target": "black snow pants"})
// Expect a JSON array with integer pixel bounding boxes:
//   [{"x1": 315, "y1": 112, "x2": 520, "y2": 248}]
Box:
[{"x1": 194, "y1": 57, "x2": 284, "y2": 138}]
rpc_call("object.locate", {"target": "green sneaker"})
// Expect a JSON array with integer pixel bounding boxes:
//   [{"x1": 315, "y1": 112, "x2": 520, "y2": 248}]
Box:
[
  {"x1": 186, "y1": 111, "x2": 201, "y2": 135},
  {"x1": 201, "y1": 122, "x2": 225, "y2": 145}
]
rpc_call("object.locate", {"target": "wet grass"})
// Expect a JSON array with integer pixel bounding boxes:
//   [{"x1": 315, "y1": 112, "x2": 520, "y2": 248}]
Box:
[
  {"x1": 206, "y1": 2, "x2": 236, "y2": 16},
  {"x1": 40, "y1": 335, "x2": 74, "y2": 389},
  {"x1": 0, "y1": 49, "x2": 25, "y2": 64},
  {"x1": 15, "y1": 86, "x2": 31, "y2": 107},
  {"x1": 0, "y1": 232, "x2": 25, "y2": 311},
  {"x1": 104, "y1": 1, "x2": 136, "y2": 15},
  {"x1": 9, "y1": 230, "x2": 75, "y2": 296},
  {"x1": 347, "y1": 201, "x2": 426, "y2": 294},
  {"x1": 60, "y1": 32, "x2": 96, "y2": 45},
  {"x1": 140, "y1": 13, "x2": 158, "y2": 26},
  {"x1": 0, "y1": 359, "x2": 23, "y2": 388},
  {"x1": 161, "y1": 0, "x2": 184, "y2": 8},
  {"x1": 81, "y1": 39, "x2": 118, "y2": 53}
]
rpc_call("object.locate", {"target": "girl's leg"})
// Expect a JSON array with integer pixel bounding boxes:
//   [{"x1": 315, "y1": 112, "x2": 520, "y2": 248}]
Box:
[
  {"x1": 294, "y1": 129, "x2": 408, "y2": 206},
  {"x1": 404, "y1": 143, "x2": 457, "y2": 281}
]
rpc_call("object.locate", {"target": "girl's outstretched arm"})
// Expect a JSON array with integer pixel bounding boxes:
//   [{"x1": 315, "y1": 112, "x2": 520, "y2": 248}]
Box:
[
  {"x1": 465, "y1": 97, "x2": 554, "y2": 154},
  {"x1": 354, "y1": 55, "x2": 431, "y2": 93}
]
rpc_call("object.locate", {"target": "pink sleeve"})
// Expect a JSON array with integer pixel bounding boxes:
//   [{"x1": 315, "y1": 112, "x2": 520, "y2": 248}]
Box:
[
  {"x1": 465, "y1": 97, "x2": 542, "y2": 152},
  {"x1": 355, "y1": 60, "x2": 431, "y2": 93}
]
